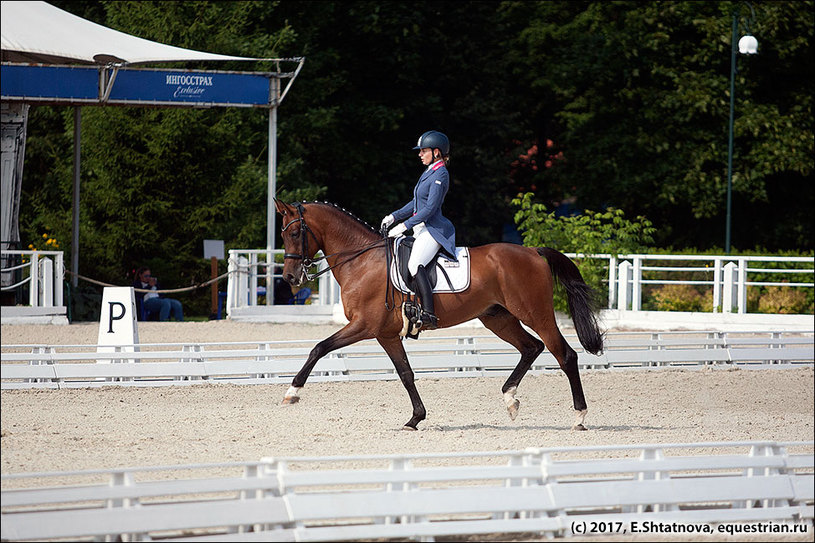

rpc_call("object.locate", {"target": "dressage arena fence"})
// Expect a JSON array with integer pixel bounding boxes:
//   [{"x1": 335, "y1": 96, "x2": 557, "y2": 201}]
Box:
[
  {"x1": 1, "y1": 441, "x2": 812, "y2": 542},
  {"x1": 1, "y1": 330, "x2": 813, "y2": 390}
]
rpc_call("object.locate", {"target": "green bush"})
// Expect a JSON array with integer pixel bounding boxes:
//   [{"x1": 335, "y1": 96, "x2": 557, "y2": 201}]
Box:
[
  {"x1": 648, "y1": 284, "x2": 707, "y2": 312},
  {"x1": 512, "y1": 192, "x2": 655, "y2": 312},
  {"x1": 758, "y1": 286, "x2": 812, "y2": 315}
]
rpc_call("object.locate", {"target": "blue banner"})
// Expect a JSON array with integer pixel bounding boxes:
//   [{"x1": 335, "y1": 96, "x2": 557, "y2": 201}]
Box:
[
  {"x1": 1, "y1": 64, "x2": 98, "y2": 101},
  {"x1": 107, "y1": 69, "x2": 271, "y2": 107},
  {"x1": 1, "y1": 64, "x2": 273, "y2": 107}
]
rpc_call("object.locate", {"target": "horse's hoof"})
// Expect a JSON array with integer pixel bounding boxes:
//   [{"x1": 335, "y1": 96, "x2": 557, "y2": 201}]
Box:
[
  {"x1": 507, "y1": 399, "x2": 520, "y2": 421},
  {"x1": 402, "y1": 425, "x2": 417, "y2": 431},
  {"x1": 281, "y1": 396, "x2": 300, "y2": 405},
  {"x1": 572, "y1": 423, "x2": 587, "y2": 431}
]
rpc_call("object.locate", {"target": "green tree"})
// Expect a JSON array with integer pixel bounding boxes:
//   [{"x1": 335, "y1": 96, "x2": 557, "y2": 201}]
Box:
[
  {"x1": 512, "y1": 192, "x2": 655, "y2": 310},
  {"x1": 16, "y1": 1, "x2": 813, "y2": 318},
  {"x1": 503, "y1": 0, "x2": 813, "y2": 250}
]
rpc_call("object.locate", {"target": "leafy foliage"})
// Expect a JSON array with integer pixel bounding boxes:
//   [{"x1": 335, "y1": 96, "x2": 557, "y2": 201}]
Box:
[
  {"x1": 512, "y1": 192, "x2": 655, "y2": 310},
  {"x1": 16, "y1": 1, "x2": 813, "y2": 318}
]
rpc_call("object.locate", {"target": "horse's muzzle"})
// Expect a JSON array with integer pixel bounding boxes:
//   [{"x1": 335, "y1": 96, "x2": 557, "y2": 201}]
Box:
[{"x1": 284, "y1": 266, "x2": 307, "y2": 287}]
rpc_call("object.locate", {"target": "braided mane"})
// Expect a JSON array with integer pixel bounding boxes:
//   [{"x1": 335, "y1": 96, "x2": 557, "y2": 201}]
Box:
[{"x1": 301, "y1": 201, "x2": 378, "y2": 233}]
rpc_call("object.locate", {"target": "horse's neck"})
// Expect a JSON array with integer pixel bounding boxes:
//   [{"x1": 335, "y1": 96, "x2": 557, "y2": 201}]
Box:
[{"x1": 316, "y1": 226, "x2": 380, "y2": 285}]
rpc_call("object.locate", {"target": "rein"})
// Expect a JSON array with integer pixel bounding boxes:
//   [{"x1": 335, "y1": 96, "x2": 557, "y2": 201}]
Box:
[{"x1": 282, "y1": 202, "x2": 385, "y2": 282}]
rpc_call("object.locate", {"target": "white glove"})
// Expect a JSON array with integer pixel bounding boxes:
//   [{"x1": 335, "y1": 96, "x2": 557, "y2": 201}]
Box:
[
  {"x1": 380, "y1": 214, "x2": 395, "y2": 230},
  {"x1": 388, "y1": 222, "x2": 407, "y2": 238}
]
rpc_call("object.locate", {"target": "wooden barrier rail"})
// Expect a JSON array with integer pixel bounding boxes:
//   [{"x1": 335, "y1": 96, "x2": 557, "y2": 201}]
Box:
[
  {"x1": 2, "y1": 441, "x2": 812, "y2": 542},
  {"x1": 2, "y1": 330, "x2": 812, "y2": 389}
]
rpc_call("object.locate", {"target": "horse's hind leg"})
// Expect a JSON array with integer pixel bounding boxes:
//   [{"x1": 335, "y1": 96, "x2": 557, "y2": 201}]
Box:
[
  {"x1": 377, "y1": 336, "x2": 427, "y2": 430},
  {"x1": 478, "y1": 306, "x2": 544, "y2": 421},
  {"x1": 531, "y1": 320, "x2": 588, "y2": 430}
]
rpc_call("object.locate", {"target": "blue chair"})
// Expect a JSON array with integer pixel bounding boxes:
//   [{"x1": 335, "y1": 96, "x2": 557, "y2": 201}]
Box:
[{"x1": 291, "y1": 288, "x2": 311, "y2": 305}]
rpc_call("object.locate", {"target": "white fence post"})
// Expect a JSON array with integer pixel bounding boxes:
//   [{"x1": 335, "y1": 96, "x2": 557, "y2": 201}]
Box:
[
  {"x1": 738, "y1": 258, "x2": 748, "y2": 314},
  {"x1": 28, "y1": 252, "x2": 39, "y2": 307},
  {"x1": 617, "y1": 261, "x2": 632, "y2": 311},
  {"x1": 712, "y1": 258, "x2": 722, "y2": 312},
  {"x1": 632, "y1": 256, "x2": 642, "y2": 311},
  {"x1": 248, "y1": 252, "x2": 258, "y2": 306},
  {"x1": 723, "y1": 262, "x2": 738, "y2": 313},
  {"x1": 608, "y1": 255, "x2": 617, "y2": 309},
  {"x1": 54, "y1": 251, "x2": 64, "y2": 307},
  {"x1": 39, "y1": 257, "x2": 53, "y2": 307}
]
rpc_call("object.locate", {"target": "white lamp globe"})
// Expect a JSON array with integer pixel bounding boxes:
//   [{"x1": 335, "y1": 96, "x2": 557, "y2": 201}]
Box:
[{"x1": 739, "y1": 34, "x2": 758, "y2": 54}]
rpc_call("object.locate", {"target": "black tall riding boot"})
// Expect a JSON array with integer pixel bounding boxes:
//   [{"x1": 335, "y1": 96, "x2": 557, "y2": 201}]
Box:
[{"x1": 412, "y1": 265, "x2": 439, "y2": 330}]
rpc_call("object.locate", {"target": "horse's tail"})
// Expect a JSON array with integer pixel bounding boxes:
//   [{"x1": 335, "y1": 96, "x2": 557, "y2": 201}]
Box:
[{"x1": 536, "y1": 247, "x2": 605, "y2": 355}]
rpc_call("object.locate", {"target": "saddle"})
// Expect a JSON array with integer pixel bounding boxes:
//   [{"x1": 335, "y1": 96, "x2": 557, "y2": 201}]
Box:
[
  {"x1": 395, "y1": 236, "x2": 443, "y2": 291},
  {"x1": 387, "y1": 236, "x2": 471, "y2": 340},
  {"x1": 389, "y1": 236, "x2": 470, "y2": 295}
]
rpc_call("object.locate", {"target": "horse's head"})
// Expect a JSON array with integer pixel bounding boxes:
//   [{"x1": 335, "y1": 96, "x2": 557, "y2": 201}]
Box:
[{"x1": 274, "y1": 199, "x2": 321, "y2": 286}]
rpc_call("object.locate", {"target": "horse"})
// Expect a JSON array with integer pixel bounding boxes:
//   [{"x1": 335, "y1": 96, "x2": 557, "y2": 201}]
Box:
[{"x1": 274, "y1": 199, "x2": 605, "y2": 431}]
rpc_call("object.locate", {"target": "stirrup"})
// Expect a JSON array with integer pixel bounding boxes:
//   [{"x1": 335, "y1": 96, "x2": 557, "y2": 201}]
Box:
[{"x1": 420, "y1": 310, "x2": 438, "y2": 330}]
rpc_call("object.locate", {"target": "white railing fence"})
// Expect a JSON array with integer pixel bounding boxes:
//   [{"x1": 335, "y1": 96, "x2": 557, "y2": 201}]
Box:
[
  {"x1": 2, "y1": 249, "x2": 809, "y2": 321},
  {"x1": 0, "y1": 250, "x2": 64, "y2": 308},
  {"x1": 574, "y1": 253, "x2": 813, "y2": 314},
  {"x1": 2, "y1": 330, "x2": 812, "y2": 390},
  {"x1": 225, "y1": 250, "x2": 813, "y2": 318},
  {"x1": 226, "y1": 249, "x2": 340, "y2": 315},
  {"x1": 2, "y1": 441, "x2": 812, "y2": 542}
]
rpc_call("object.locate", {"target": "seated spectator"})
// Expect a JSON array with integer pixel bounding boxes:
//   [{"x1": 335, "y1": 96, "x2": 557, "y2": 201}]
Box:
[
  {"x1": 273, "y1": 277, "x2": 294, "y2": 305},
  {"x1": 133, "y1": 266, "x2": 184, "y2": 321}
]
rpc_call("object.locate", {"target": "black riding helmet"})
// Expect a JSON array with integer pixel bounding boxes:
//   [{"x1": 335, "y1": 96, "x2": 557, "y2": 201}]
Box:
[{"x1": 413, "y1": 130, "x2": 450, "y2": 156}]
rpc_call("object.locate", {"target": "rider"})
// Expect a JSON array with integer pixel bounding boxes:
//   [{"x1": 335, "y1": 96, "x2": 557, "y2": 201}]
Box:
[{"x1": 381, "y1": 130, "x2": 456, "y2": 330}]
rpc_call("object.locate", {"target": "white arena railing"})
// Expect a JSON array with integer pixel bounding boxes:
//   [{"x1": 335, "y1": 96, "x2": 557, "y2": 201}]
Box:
[
  {"x1": 225, "y1": 250, "x2": 814, "y2": 319},
  {"x1": 1, "y1": 330, "x2": 812, "y2": 390},
  {"x1": 1, "y1": 441, "x2": 812, "y2": 542}
]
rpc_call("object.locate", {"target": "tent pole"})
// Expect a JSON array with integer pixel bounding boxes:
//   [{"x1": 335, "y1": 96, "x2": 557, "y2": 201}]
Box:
[
  {"x1": 266, "y1": 78, "x2": 279, "y2": 306},
  {"x1": 71, "y1": 107, "x2": 81, "y2": 288}
]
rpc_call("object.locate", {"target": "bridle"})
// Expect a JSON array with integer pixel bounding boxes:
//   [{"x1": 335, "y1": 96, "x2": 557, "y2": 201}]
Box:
[
  {"x1": 281, "y1": 202, "x2": 385, "y2": 282},
  {"x1": 281, "y1": 202, "x2": 317, "y2": 274}
]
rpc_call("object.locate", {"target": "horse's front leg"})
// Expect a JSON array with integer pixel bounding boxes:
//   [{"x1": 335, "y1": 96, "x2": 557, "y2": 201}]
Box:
[
  {"x1": 377, "y1": 336, "x2": 426, "y2": 430},
  {"x1": 282, "y1": 321, "x2": 371, "y2": 404}
]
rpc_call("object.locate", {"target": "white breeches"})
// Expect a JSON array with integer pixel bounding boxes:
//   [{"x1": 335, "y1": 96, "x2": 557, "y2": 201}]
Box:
[{"x1": 408, "y1": 223, "x2": 441, "y2": 276}]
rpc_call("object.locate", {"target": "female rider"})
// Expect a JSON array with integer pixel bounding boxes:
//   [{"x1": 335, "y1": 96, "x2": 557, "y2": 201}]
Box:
[{"x1": 381, "y1": 130, "x2": 456, "y2": 330}]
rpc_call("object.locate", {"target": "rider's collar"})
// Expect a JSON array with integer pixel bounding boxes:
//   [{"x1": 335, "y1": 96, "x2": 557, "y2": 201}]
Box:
[{"x1": 428, "y1": 160, "x2": 444, "y2": 171}]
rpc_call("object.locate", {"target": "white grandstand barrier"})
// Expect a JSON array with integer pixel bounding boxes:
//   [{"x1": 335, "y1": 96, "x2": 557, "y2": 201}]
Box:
[
  {"x1": 2, "y1": 442, "x2": 812, "y2": 542},
  {"x1": 1, "y1": 331, "x2": 812, "y2": 389}
]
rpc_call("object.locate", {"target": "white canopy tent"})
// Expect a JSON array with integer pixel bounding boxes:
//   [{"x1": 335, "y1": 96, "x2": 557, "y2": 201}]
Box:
[
  {"x1": 1, "y1": 0, "x2": 258, "y2": 65},
  {"x1": 1, "y1": 1, "x2": 303, "y2": 303}
]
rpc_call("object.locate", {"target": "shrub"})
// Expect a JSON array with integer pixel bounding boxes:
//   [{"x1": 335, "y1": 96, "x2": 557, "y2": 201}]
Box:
[
  {"x1": 758, "y1": 286, "x2": 811, "y2": 314},
  {"x1": 649, "y1": 284, "x2": 706, "y2": 312},
  {"x1": 512, "y1": 192, "x2": 655, "y2": 312}
]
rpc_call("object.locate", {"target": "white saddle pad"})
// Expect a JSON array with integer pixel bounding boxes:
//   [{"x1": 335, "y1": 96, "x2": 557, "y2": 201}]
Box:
[{"x1": 389, "y1": 239, "x2": 470, "y2": 294}]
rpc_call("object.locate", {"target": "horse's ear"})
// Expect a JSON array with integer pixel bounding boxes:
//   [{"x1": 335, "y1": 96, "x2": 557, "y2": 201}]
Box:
[{"x1": 274, "y1": 198, "x2": 292, "y2": 215}]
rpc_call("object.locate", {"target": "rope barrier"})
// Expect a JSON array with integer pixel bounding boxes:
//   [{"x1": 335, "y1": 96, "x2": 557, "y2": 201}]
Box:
[
  {"x1": 0, "y1": 276, "x2": 31, "y2": 291},
  {"x1": 3, "y1": 257, "x2": 278, "y2": 295},
  {"x1": 64, "y1": 270, "x2": 232, "y2": 295}
]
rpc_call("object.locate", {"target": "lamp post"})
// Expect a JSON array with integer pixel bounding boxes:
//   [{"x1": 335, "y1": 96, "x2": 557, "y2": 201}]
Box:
[{"x1": 725, "y1": 3, "x2": 758, "y2": 255}]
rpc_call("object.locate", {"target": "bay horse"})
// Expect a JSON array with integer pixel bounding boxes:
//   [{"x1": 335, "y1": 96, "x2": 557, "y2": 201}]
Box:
[{"x1": 275, "y1": 199, "x2": 604, "y2": 430}]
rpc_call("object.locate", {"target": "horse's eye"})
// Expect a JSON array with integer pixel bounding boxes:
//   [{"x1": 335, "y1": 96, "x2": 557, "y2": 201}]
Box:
[{"x1": 292, "y1": 230, "x2": 301, "y2": 238}]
